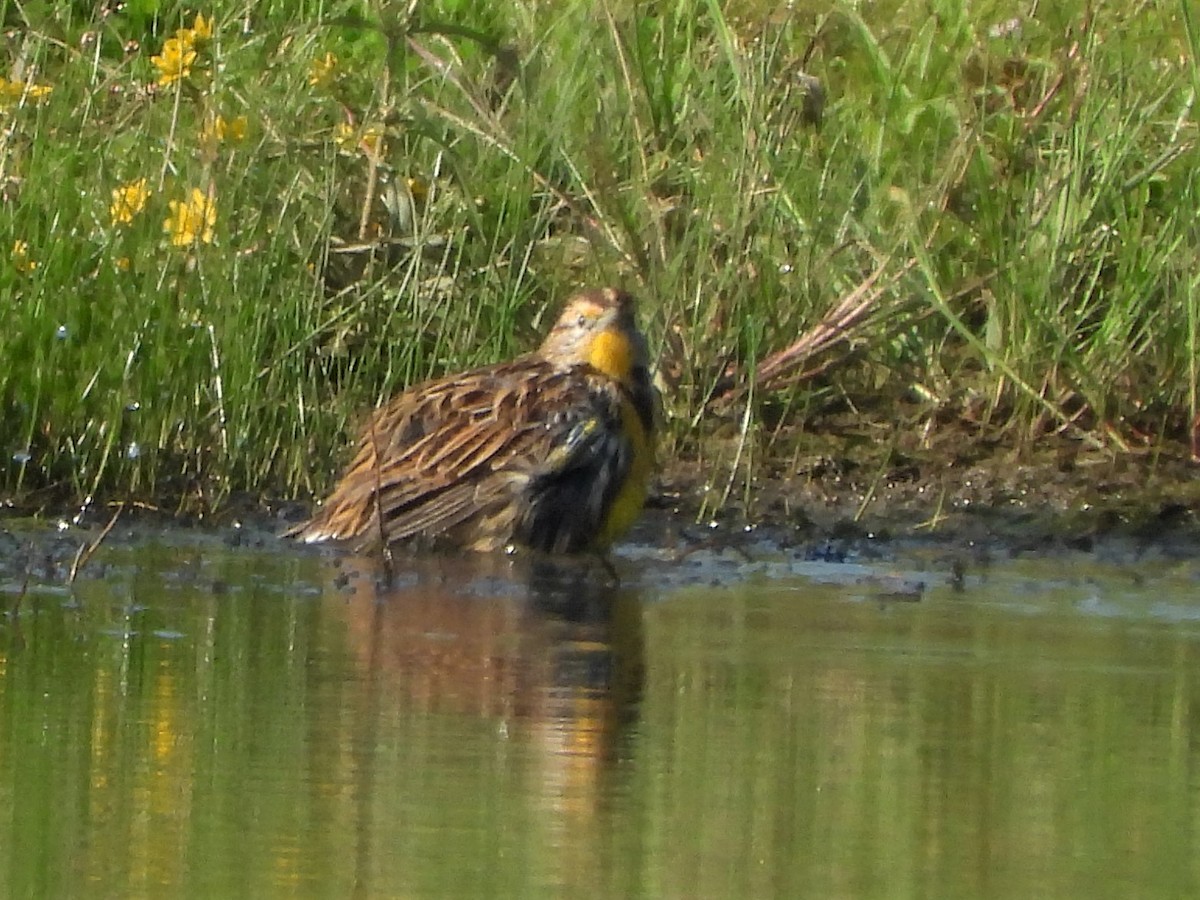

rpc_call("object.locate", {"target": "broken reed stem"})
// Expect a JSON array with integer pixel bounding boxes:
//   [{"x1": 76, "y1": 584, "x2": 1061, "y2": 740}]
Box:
[
  {"x1": 68, "y1": 502, "x2": 125, "y2": 585},
  {"x1": 755, "y1": 259, "x2": 913, "y2": 390}
]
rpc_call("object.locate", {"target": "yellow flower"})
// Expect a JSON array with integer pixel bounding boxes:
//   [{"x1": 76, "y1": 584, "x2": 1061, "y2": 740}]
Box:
[
  {"x1": 11, "y1": 240, "x2": 36, "y2": 273},
  {"x1": 115, "y1": 256, "x2": 132, "y2": 271},
  {"x1": 360, "y1": 123, "x2": 386, "y2": 157},
  {"x1": 202, "y1": 114, "x2": 247, "y2": 145},
  {"x1": 0, "y1": 76, "x2": 53, "y2": 108},
  {"x1": 110, "y1": 178, "x2": 151, "y2": 226},
  {"x1": 333, "y1": 122, "x2": 357, "y2": 151},
  {"x1": 189, "y1": 14, "x2": 213, "y2": 43},
  {"x1": 333, "y1": 122, "x2": 387, "y2": 157},
  {"x1": 151, "y1": 36, "x2": 197, "y2": 87},
  {"x1": 406, "y1": 177, "x2": 429, "y2": 206},
  {"x1": 173, "y1": 14, "x2": 212, "y2": 52},
  {"x1": 309, "y1": 52, "x2": 338, "y2": 88},
  {"x1": 164, "y1": 188, "x2": 217, "y2": 247}
]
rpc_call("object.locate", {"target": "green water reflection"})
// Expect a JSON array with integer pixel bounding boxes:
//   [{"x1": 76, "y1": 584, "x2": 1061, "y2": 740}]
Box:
[{"x1": 2, "y1": 540, "x2": 1199, "y2": 898}]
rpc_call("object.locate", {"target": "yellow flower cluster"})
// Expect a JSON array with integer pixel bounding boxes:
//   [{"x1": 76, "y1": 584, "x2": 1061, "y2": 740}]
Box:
[
  {"x1": 151, "y1": 14, "x2": 213, "y2": 88},
  {"x1": 113, "y1": 15, "x2": 229, "y2": 254},
  {"x1": 151, "y1": 38, "x2": 195, "y2": 87},
  {"x1": 0, "y1": 77, "x2": 53, "y2": 108},
  {"x1": 109, "y1": 177, "x2": 219, "y2": 251},
  {"x1": 201, "y1": 114, "x2": 248, "y2": 146},
  {"x1": 11, "y1": 240, "x2": 36, "y2": 273},
  {"x1": 164, "y1": 188, "x2": 217, "y2": 247},
  {"x1": 308, "y1": 52, "x2": 338, "y2": 88},
  {"x1": 111, "y1": 178, "x2": 151, "y2": 226},
  {"x1": 334, "y1": 121, "x2": 386, "y2": 158}
]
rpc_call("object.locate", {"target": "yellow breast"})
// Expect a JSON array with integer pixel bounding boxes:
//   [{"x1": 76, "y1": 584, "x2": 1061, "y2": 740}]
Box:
[
  {"x1": 581, "y1": 325, "x2": 655, "y2": 548},
  {"x1": 594, "y1": 394, "x2": 654, "y2": 548}
]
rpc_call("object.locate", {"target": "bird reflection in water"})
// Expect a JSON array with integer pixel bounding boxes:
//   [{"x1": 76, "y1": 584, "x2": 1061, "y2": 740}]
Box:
[{"x1": 321, "y1": 551, "x2": 645, "y2": 892}]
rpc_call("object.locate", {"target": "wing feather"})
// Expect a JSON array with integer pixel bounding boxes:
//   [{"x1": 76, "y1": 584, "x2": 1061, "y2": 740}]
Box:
[{"x1": 289, "y1": 357, "x2": 600, "y2": 548}]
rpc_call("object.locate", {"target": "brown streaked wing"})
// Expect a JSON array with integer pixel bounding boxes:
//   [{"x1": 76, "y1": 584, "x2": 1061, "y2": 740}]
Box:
[{"x1": 288, "y1": 356, "x2": 599, "y2": 547}]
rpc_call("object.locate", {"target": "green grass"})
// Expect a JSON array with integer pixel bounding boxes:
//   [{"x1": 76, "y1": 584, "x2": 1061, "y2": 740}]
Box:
[{"x1": 0, "y1": 0, "x2": 1197, "y2": 517}]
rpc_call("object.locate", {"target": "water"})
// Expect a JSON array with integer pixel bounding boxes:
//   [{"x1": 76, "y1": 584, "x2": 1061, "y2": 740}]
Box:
[{"x1": 2, "y1": 529, "x2": 1200, "y2": 898}]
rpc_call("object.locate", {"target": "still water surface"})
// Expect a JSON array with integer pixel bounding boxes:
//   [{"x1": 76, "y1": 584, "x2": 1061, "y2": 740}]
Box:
[{"x1": 1, "y1": 531, "x2": 1199, "y2": 898}]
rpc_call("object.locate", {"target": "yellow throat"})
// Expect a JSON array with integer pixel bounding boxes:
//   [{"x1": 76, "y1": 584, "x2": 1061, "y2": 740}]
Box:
[{"x1": 586, "y1": 328, "x2": 636, "y2": 383}]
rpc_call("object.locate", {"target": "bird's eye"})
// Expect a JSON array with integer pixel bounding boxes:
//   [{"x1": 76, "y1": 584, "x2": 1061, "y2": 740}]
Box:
[{"x1": 576, "y1": 315, "x2": 588, "y2": 328}]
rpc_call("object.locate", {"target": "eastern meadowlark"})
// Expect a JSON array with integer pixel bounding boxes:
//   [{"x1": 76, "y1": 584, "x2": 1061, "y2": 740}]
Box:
[{"x1": 288, "y1": 287, "x2": 658, "y2": 554}]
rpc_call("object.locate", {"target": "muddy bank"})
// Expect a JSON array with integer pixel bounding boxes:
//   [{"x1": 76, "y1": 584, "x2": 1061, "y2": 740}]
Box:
[
  {"x1": 659, "y1": 420, "x2": 1200, "y2": 542},
  {"x1": 2, "y1": 431, "x2": 1198, "y2": 596},
  {"x1": 633, "y1": 428, "x2": 1200, "y2": 578}
]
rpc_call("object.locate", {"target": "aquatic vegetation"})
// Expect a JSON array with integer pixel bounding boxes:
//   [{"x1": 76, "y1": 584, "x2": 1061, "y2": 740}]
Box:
[{"x1": 0, "y1": 1, "x2": 1195, "y2": 519}]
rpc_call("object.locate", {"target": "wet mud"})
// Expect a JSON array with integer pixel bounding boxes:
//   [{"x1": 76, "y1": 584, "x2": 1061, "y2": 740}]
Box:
[
  {"x1": 1, "y1": 432, "x2": 1198, "y2": 602},
  {"x1": 660, "y1": 426, "x2": 1200, "y2": 550}
]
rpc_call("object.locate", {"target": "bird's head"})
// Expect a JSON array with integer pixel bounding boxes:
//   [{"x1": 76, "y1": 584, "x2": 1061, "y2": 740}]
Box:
[{"x1": 538, "y1": 287, "x2": 650, "y2": 386}]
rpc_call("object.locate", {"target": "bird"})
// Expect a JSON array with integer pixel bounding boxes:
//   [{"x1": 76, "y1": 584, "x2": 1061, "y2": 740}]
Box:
[{"x1": 287, "y1": 287, "x2": 658, "y2": 554}]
